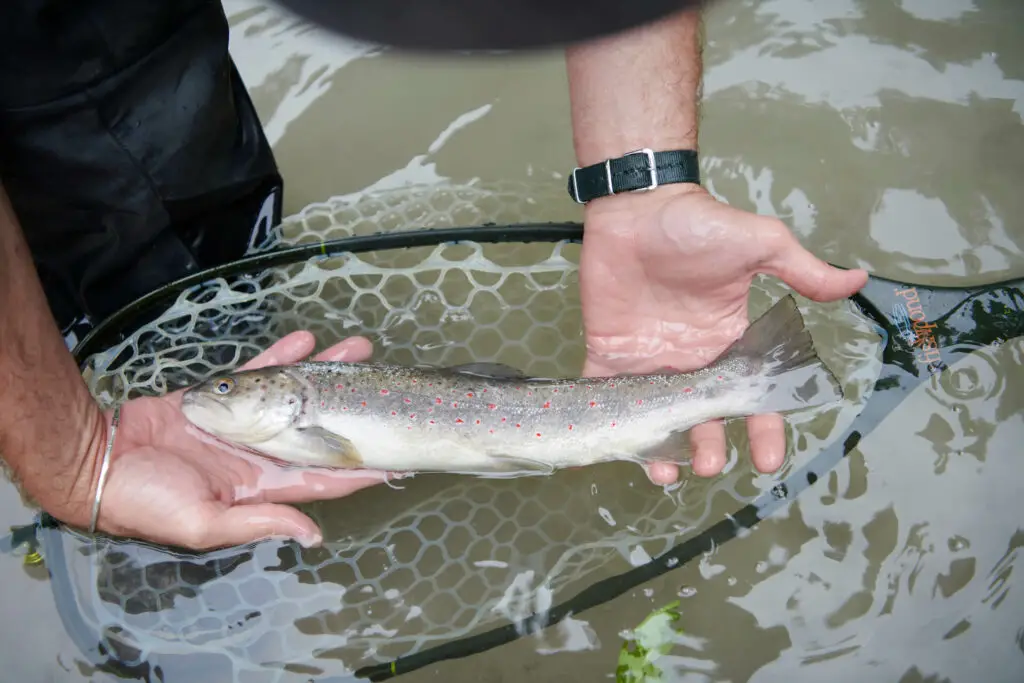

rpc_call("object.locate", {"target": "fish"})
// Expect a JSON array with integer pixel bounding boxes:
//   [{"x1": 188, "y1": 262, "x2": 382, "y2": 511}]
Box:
[{"x1": 179, "y1": 294, "x2": 844, "y2": 476}]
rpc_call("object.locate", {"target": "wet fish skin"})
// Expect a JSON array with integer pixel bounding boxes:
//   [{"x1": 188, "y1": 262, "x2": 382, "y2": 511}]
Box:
[{"x1": 180, "y1": 294, "x2": 844, "y2": 475}]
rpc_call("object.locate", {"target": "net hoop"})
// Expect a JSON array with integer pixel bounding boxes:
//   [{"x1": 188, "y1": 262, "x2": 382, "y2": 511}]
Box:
[{"x1": 20, "y1": 220, "x2": 1023, "y2": 680}]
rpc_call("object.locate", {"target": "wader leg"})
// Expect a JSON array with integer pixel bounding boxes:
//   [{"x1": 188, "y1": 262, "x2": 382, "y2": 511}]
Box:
[{"x1": 0, "y1": 1, "x2": 284, "y2": 351}]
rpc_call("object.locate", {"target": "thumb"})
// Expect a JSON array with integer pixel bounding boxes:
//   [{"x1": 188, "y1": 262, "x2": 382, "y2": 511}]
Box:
[
  {"x1": 200, "y1": 503, "x2": 324, "y2": 549},
  {"x1": 760, "y1": 226, "x2": 868, "y2": 302}
]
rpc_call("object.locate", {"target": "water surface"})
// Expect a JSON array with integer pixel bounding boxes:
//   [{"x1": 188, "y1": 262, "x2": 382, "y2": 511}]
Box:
[{"x1": 1, "y1": 0, "x2": 1022, "y2": 681}]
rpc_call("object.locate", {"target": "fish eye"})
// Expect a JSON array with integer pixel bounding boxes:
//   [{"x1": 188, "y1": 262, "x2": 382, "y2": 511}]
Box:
[{"x1": 214, "y1": 378, "x2": 235, "y2": 394}]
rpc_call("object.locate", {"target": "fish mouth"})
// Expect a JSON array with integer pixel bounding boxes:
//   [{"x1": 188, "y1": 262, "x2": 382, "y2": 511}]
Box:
[{"x1": 181, "y1": 391, "x2": 237, "y2": 424}]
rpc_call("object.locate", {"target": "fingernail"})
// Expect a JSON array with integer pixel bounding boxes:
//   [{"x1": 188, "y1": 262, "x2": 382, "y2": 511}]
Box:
[{"x1": 297, "y1": 531, "x2": 323, "y2": 549}]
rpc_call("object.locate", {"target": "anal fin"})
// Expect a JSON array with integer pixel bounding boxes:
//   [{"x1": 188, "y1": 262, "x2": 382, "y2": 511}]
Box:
[
  {"x1": 446, "y1": 451, "x2": 556, "y2": 478},
  {"x1": 633, "y1": 429, "x2": 695, "y2": 465}
]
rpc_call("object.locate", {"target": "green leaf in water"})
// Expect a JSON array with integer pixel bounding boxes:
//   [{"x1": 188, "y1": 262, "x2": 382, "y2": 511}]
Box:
[{"x1": 615, "y1": 600, "x2": 683, "y2": 683}]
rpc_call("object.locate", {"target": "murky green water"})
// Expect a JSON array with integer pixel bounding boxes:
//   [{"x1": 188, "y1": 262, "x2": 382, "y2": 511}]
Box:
[{"x1": 2, "y1": 0, "x2": 1022, "y2": 681}]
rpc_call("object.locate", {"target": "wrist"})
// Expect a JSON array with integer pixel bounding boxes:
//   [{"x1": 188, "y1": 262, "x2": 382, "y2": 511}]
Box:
[{"x1": 13, "y1": 396, "x2": 109, "y2": 529}]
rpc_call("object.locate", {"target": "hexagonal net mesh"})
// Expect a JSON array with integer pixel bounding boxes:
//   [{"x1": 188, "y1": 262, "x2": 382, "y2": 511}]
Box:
[{"x1": 45, "y1": 181, "x2": 879, "y2": 682}]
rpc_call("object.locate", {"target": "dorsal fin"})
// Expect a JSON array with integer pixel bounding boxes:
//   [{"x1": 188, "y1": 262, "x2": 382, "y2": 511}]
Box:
[{"x1": 445, "y1": 362, "x2": 528, "y2": 380}]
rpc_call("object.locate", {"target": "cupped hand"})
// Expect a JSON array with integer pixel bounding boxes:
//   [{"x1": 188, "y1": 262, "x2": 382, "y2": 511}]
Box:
[
  {"x1": 578, "y1": 185, "x2": 868, "y2": 482},
  {"x1": 91, "y1": 332, "x2": 391, "y2": 550}
]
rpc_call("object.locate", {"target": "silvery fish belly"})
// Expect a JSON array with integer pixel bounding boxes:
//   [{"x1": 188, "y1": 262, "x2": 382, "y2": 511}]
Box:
[{"x1": 180, "y1": 294, "x2": 844, "y2": 475}]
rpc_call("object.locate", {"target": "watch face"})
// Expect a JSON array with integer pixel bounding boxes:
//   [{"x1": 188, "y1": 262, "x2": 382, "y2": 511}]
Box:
[{"x1": 273, "y1": 0, "x2": 704, "y2": 51}]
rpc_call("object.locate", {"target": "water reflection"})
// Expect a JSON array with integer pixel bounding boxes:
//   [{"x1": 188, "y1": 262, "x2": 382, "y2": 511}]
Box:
[{"x1": 723, "y1": 339, "x2": 1024, "y2": 682}]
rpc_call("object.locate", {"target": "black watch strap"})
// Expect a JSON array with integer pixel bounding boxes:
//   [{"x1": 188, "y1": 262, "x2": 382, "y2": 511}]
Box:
[{"x1": 567, "y1": 148, "x2": 700, "y2": 204}]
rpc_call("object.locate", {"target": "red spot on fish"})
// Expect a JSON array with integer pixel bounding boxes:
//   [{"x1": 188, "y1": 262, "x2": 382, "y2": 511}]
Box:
[
  {"x1": 404, "y1": 398, "x2": 412, "y2": 404},
  {"x1": 587, "y1": 385, "x2": 593, "y2": 389},
  {"x1": 611, "y1": 421, "x2": 617, "y2": 427},
  {"x1": 542, "y1": 401, "x2": 551, "y2": 409},
  {"x1": 456, "y1": 418, "x2": 464, "y2": 424},
  {"x1": 380, "y1": 389, "x2": 389, "y2": 395},
  {"x1": 391, "y1": 411, "x2": 397, "y2": 416},
  {"x1": 610, "y1": 383, "x2": 616, "y2": 388},
  {"x1": 552, "y1": 389, "x2": 558, "y2": 393},
  {"x1": 435, "y1": 398, "x2": 442, "y2": 404},
  {"x1": 717, "y1": 375, "x2": 724, "y2": 381},
  {"x1": 410, "y1": 414, "x2": 416, "y2": 418},
  {"x1": 482, "y1": 388, "x2": 488, "y2": 393},
  {"x1": 489, "y1": 429, "x2": 495, "y2": 434},
  {"x1": 488, "y1": 404, "x2": 497, "y2": 410},
  {"x1": 501, "y1": 417, "x2": 507, "y2": 422},
  {"x1": 343, "y1": 407, "x2": 349, "y2": 411},
  {"x1": 527, "y1": 391, "x2": 533, "y2": 396},
  {"x1": 475, "y1": 419, "x2": 481, "y2": 425},
  {"x1": 535, "y1": 432, "x2": 541, "y2": 438},
  {"x1": 466, "y1": 392, "x2": 474, "y2": 398},
  {"x1": 589, "y1": 401, "x2": 597, "y2": 408},
  {"x1": 569, "y1": 385, "x2": 575, "y2": 389},
  {"x1": 684, "y1": 387, "x2": 693, "y2": 394},
  {"x1": 650, "y1": 381, "x2": 655, "y2": 385},
  {"x1": 429, "y1": 420, "x2": 435, "y2": 424},
  {"x1": 412, "y1": 379, "x2": 417, "y2": 383},
  {"x1": 320, "y1": 401, "x2": 325, "y2": 408},
  {"x1": 361, "y1": 401, "x2": 367, "y2": 407},
  {"x1": 636, "y1": 400, "x2": 643, "y2": 405},
  {"x1": 452, "y1": 402, "x2": 459, "y2": 408},
  {"x1": 335, "y1": 384, "x2": 344, "y2": 389},
  {"x1": 351, "y1": 388, "x2": 356, "y2": 393},
  {"x1": 516, "y1": 423, "x2": 522, "y2": 428},
  {"x1": 568, "y1": 424, "x2": 574, "y2": 430}
]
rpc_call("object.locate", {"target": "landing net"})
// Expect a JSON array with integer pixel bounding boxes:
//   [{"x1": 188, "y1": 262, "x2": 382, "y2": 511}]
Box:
[{"x1": 48, "y1": 181, "x2": 880, "y2": 682}]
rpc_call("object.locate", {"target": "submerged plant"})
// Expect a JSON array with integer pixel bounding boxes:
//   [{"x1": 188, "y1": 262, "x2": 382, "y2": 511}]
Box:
[{"x1": 616, "y1": 600, "x2": 683, "y2": 682}]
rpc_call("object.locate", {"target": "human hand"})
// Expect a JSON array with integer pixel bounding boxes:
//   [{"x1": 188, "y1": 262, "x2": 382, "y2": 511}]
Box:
[
  {"x1": 578, "y1": 184, "x2": 868, "y2": 482},
  {"x1": 86, "y1": 332, "x2": 391, "y2": 550}
]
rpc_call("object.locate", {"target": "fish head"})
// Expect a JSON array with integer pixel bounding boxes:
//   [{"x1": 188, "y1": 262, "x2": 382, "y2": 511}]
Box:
[{"x1": 181, "y1": 366, "x2": 306, "y2": 443}]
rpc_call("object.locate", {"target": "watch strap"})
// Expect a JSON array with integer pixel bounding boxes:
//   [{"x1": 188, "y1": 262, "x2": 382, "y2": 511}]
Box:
[{"x1": 568, "y1": 148, "x2": 700, "y2": 204}]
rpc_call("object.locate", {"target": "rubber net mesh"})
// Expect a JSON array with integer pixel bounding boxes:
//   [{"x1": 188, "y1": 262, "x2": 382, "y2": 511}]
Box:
[{"x1": 48, "y1": 180, "x2": 880, "y2": 681}]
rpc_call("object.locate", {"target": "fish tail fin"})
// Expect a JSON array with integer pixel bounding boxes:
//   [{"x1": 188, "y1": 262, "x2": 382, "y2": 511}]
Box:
[{"x1": 713, "y1": 294, "x2": 845, "y2": 415}]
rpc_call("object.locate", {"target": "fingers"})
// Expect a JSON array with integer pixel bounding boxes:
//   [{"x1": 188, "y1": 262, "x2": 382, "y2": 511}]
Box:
[
  {"x1": 746, "y1": 413, "x2": 787, "y2": 473},
  {"x1": 196, "y1": 502, "x2": 324, "y2": 549},
  {"x1": 759, "y1": 221, "x2": 868, "y2": 302},
  {"x1": 689, "y1": 420, "x2": 728, "y2": 476},
  {"x1": 238, "y1": 462, "x2": 394, "y2": 505},
  {"x1": 314, "y1": 336, "x2": 373, "y2": 363},
  {"x1": 644, "y1": 461, "x2": 680, "y2": 485},
  {"x1": 241, "y1": 332, "x2": 375, "y2": 370},
  {"x1": 242, "y1": 331, "x2": 316, "y2": 369}
]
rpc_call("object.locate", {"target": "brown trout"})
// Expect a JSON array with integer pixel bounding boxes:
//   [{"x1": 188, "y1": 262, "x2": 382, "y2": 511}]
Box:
[{"x1": 180, "y1": 294, "x2": 844, "y2": 475}]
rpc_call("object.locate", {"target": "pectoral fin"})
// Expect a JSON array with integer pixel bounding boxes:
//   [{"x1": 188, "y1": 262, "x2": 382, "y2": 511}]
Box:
[{"x1": 293, "y1": 426, "x2": 364, "y2": 468}]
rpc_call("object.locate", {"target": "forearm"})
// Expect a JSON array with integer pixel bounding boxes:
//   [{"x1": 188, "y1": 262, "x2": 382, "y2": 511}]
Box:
[
  {"x1": 0, "y1": 183, "x2": 104, "y2": 526},
  {"x1": 565, "y1": 9, "x2": 703, "y2": 167}
]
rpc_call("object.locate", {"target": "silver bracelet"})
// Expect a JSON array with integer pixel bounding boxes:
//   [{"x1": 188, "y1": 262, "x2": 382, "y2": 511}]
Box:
[{"x1": 89, "y1": 404, "x2": 120, "y2": 535}]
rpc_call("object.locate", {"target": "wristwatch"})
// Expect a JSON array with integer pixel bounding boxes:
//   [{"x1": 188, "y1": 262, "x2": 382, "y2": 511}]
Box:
[{"x1": 567, "y1": 148, "x2": 701, "y2": 204}]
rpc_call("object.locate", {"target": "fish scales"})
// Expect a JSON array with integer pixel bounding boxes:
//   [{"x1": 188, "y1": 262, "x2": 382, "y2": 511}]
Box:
[
  {"x1": 300, "y1": 362, "x2": 711, "y2": 441},
  {"x1": 180, "y1": 294, "x2": 846, "y2": 475}
]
